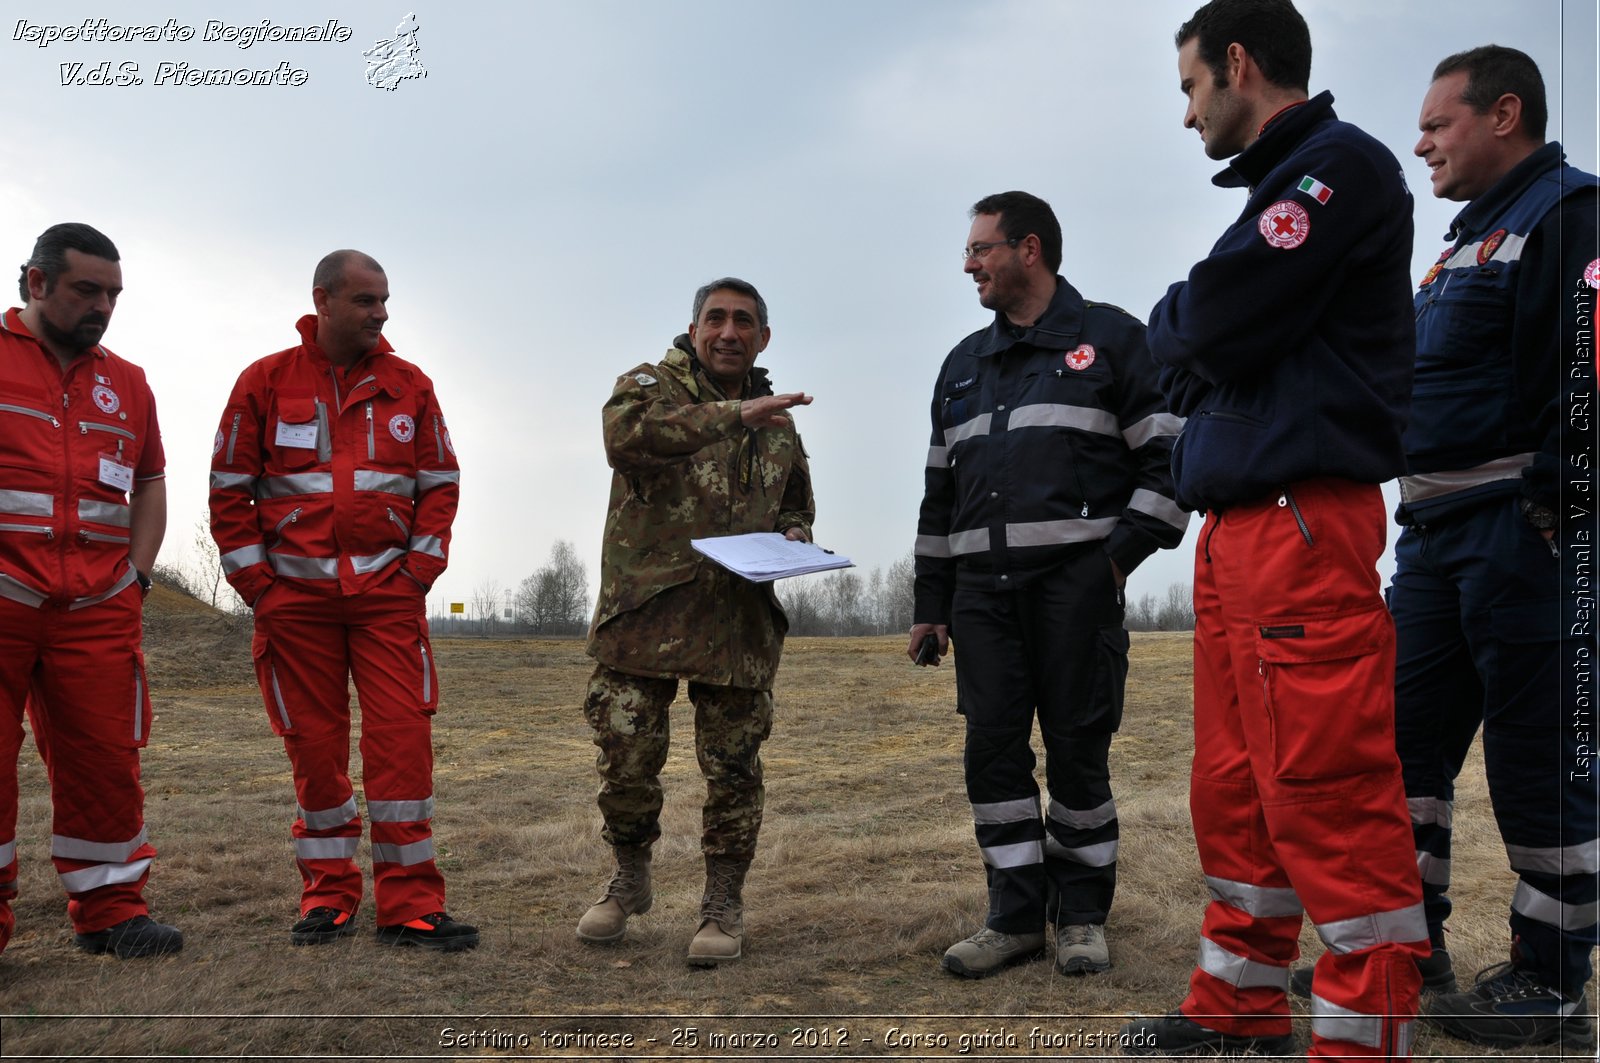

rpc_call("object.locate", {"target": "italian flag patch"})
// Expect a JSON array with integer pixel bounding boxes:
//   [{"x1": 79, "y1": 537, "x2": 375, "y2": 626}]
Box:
[{"x1": 1298, "y1": 175, "x2": 1333, "y2": 204}]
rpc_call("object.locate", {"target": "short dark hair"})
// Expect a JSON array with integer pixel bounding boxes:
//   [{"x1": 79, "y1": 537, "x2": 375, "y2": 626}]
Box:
[
  {"x1": 18, "y1": 222, "x2": 119, "y2": 303},
  {"x1": 313, "y1": 249, "x2": 385, "y2": 296},
  {"x1": 970, "y1": 191, "x2": 1063, "y2": 274},
  {"x1": 692, "y1": 277, "x2": 768, "y2": 328},
  {"x1": 1176, "y1": 0, "x2": 1311, "y2": 94},
  {"x1": 1432, "y1": 45, "x2": 1547, "y2": 142}
]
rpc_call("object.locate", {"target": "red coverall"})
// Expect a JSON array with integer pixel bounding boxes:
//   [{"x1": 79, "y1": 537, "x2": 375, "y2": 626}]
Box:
[
  {"x1": 208, "y1": 315, "x2": 458, "y2": 925},
  {"x1": 0, "y1": 308, "x2": 163, "y2": 950}
]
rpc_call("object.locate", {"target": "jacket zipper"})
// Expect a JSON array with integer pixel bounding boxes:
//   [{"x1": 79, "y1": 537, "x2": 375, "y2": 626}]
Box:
[
  {"x1": 226, "y1": 411, "x2": 241, "y2": 464},
  {"x1": 132, "y1": 669, "x2": 144, "y2": 743},
  {"x1": 419, "y1": 640, "x2": 432, "y2": 703},
  {"x1": 1279, "y1": 487, "x2": 1314, "y2": 547},
  {"x1": 78, "y1": 529, "x2": 128, "y2": 544},
  {"x1": 0, "y1": 523, "x2": 54, "y2": 538},
  {"x1": 314, "y1": 400, "x2": 331, "y2": 463},
  {"x1": 387, "y1": 507, "x2": 410, "y2": 534},
  {"x1": 433, "y1": 414, "x2": 444, "y2": 463},
  {"x1": 272, "y1": 507, "x2": 303, "y2": 540},
  {"x1": 79, "y1": 421, "x2": 135, "y2": 441},
  {"x1": 366, "y1": 402, "x2": 375, "y2": 460},
  {"x1": 0, "y1": 403, "x2": 61, "y2": 428}
]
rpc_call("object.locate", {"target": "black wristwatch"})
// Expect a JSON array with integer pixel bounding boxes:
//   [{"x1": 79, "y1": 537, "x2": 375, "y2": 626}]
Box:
[
  {"x1": 1520, "y1": 498, "x2": 1557, "y2": 532},
  {"x1": 135, "y1": 569, "x2": 152, "y2": 595}
]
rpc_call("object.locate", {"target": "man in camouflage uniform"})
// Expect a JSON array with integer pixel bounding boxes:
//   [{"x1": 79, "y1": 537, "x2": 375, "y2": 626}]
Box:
[{"x1": 579, "y1": 277, "x2": 814, "y2": 966}]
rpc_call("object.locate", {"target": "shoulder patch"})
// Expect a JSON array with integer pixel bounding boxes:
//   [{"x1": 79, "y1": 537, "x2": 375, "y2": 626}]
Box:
[
  {"x1": 1259, "y1": 200, "x2": 1309, "y2": 249},
  {"x1": 1296, "y1": 175, "x2": 1333, "y2": 204},
  {"x1": 632, "y1": 372, "x2": 658, "y2": 386},
  {"x1": 1586, "y1": 259, "x2": 1600, "y2": 289},
  {"x1": 1477, "y1": 228, "x2": 1507, "y2": 265}
]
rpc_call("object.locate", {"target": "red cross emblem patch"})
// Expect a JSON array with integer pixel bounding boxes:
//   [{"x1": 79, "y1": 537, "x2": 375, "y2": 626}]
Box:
[
  {"x1": 91, "y1": 384, "x2": 120, "y2": 414},
  {"x1": 388, "y1": 414, "x2": 416, "y2": 443},
  {"x1": 1258, "y1": 200, "x2": 1310, "y2": 249},
  {"x1": 1585, "y1": 259, "x2": 1600, "y2": 289},
  {"x1": 1065, "y1": 345, "x2": 1096, "y2": 371}
]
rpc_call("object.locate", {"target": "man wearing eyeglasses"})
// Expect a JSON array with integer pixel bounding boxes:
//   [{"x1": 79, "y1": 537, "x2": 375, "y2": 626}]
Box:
[{"x1": 910, "y1": 191, "x2": 1187, "y2": 980}]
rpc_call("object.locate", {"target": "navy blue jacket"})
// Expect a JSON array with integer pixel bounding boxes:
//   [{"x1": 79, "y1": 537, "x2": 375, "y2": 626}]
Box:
[
  {"x1": 914, "y1": 278, "x2": 1187, "y2": 624},
  {"x1": 1399, "y1": 142, "x2": 1599, "y2": 524},
  {"x1": 1149, "y1": 92, "x2": 1415, "y2": 511}
]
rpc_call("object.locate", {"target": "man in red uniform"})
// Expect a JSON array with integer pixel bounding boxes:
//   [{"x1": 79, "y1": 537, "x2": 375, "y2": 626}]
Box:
[
  {"x1": 0, "y1": 222, "x2": 181, "y2": 959},
  {"x1": 209, "y1": 250, "x2": 476, "y2": 951}
]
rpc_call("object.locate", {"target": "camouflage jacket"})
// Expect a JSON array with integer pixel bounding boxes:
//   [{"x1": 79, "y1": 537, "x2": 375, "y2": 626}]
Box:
[{"x1": 587, "y1": 340, "x2": 814, "y2": 688}]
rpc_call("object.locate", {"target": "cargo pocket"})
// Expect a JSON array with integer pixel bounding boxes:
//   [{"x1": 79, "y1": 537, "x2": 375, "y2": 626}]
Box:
[
  {"x1": 418, "y1": 622, "x2": 439, "y2": 714},
  {"x1": 1486, "y1": 599, "x2": 1558, "y2": 713},
  {"x1": 130, "y1": 649, "x2": 152, "y2": 748},
  {"x1": 1081, "y1": 625, "x2": 1130, "y2": 734},
  {"x1": 1257, "y1": 607, "x2": 1393, "y2": 781},
  {"x1": 251, "y1": 627, "x2": 296, "y2": 736}
]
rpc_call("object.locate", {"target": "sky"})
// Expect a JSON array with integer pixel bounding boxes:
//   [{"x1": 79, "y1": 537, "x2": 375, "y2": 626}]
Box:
[{"x1": 2, "y1": 0, "x2": 1596, "y2": 619}]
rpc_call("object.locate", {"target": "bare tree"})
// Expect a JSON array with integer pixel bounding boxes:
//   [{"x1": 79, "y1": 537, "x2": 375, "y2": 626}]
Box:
[
  {"x1": 1156, "y1": 581, "x2": 1196, "y2": 631},
  {"x1": 470, "y1": 578, "x2": 503, "y2": 634},
  {"x1": 777, "y1": 577, "x2": 826, "y2": 635},
  {"x1": 882, "y1": 552, "x2": 916, "y2": 635},
  {"x1": 514, "y1": 540, "x2": 591, "y2": 635},
  {"x1": 1126, "y1": 591, "x2": 1160, "y2": 632}
]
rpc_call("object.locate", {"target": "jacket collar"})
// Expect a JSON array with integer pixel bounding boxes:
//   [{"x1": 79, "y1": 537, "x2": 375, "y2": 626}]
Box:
[
  {"x1": 1214, "y1": 90, "x2": 1335, "y2": 191},
  {"x1": 294, "y1": 312, "x2": 395, "y2": 372},
  {"x1": 2, "y1": 307, "x2": 109, "y2": 361},
  {"x1": 1445, "y1": 141, "x2": 1566, "y2": 240},
  {"x1": 666, "y1": 334, "x2": 774, "y2": 400},
  {"x1": 968, "y1": 276, "x2": 1085, "y2": 358}
]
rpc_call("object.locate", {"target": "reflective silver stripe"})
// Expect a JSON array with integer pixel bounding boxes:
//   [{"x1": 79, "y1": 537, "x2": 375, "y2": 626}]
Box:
[
  {"x1": 1006, "y1": 517, "x2": 1119, "y2": 548},
  {"x1": 1310, "y1": 994, "x2": 1400, "y2": 1050},
  {"x1": 368, "y1": 797, "x2": 436, "y2": 822},
  {"x1": 944, "y1": 413, "x2": 992, "y2": 448},
  {"x1": 950, "y1": 528, "x2": 991, "y2": 555},
  {"x1": 1005, "y1": 403, "x2": 1118, "y2": 437},
  {"x1": 295, "y1": 836, "x2": 360, "y2": 860},
  {"x1": 1408, "y1": 796, "x2": 1452, "y2": 828},
  {"x1": 132, "y1": 669, "x2": 143, "y2": 742},
  {"x1": 221, "y1": 544, "x2": 268, "y2": 574},
  {"x1": 409, "y1": 535, "x2": 445, "y2": 559},
  {"x1": 1417, "y1": 851, "x2": 1451, "y2": 886},
  {"x1": 1205, "y1": 876, "x2": 1303, "y2": 919},
  {"x1": 1047, "y1": 797, "x2": 1117, "y2": 831},
  {"x1": 416, "y1": 469, "x2": 459, "y2": 491},
  {"x1": 1128, "y1": 489, "x2": 1189, "y2": 531},
  {"x1": 914, "y1": 533, "x2": 951, "y2": 559},
  {"x1": 1399, "y1": 453, "x2": 1537, "y2": 504},
  {"x1": 300, "y1": 797, "x2": 358, "y2": 831},
  {"x1": 372, "y1": 839, "x2": 436, "y2": 866},
  {"x1": 1044, "y1": 836, "x2": 1118, "y2": 867},
  {"x1": 269, "y1": 664, "x2": 292, "y2": 729},
  {"x1": 0, "y1": 489, "x2": 53, "y2": 517},
  {"x1": 351, "y1": 547, "x2": 405, "y2": 575},
  {"x1": 270, "y1": 554, "x2": 340, "y2": 579},
  {"x1": 1513, "y1": 880, "x2": 1600, "y2": 930},
  {"x1": 78, "y1": 499, "x2": 130, "y2": 527},
  {"x1": 68, "y1": 567, "x2": 138, "y2": 611},
  {"x1": 1316, "y1": 902, "x2": 1428, "y2": 953},
  {"x1": 1197, "y1": 937, "x2": 1289, "y2": 989},
  {"x1": 58, "y1": 857, "x2": 151, "y2": 893},
  {"x1": 1506, "y1": 838, "x2": 1600, "y2": 876},
  {"x1": 926, "y1": 445, "x2": 948, "y2": 470},
  {"x1": 1443, "y1": 231, "x2": 1528, "y2": 270},
  {"x1": 979, "y1": 840, "x2": 1042, "y2": 869},
  {"x1": 971, "y1": 797, "x2": 1040, "y2": 825},
  {"x1": 0, "y1": 573, "x2": 47, "y2": 608},
  {"x1": 52, "y1": 828, "x2": 149, "y2": 863},
  {"x1": 259, "y1": 473, "x2": 335, "y2": 498},
  {"x1": 420, "y1": 641, "x2": 432, "y2": 702},
  {"x1": 1123, "y1": 412, "x2": 1185, "y2": 449},
  {"x1": 209, "y1": 470, "x2": 256, "y2": 493},
  {"x1": 354, "y1": 470, "x2": 417, "y2": 497},
  {"x1": 0, "y1": 840, "x2": 13, "y2": 866}
]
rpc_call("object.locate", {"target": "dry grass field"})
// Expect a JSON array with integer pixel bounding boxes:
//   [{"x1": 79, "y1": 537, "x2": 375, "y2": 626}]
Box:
[{"x1": 0, "y1": 584, "x2": 1589, "y2": 1060}]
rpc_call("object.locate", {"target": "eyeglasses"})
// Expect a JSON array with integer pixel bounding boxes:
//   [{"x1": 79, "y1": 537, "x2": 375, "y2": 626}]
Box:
[{"x1": 962, "y1": 237, "x2": 1021, "y2": 262}]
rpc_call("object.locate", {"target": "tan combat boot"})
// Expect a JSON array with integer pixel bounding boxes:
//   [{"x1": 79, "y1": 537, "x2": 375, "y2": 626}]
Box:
[
  {"x1": 685, "y1": 856, "x2": 749, "y2": 966},
  {"x1": 575, "y1": 844, "x2": 652, "y2": 944}
]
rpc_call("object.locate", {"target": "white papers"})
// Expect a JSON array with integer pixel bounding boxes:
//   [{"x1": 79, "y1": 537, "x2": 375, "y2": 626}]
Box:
[{"x1": 690, "y1": 532, "x2": 853, "y2": 582}]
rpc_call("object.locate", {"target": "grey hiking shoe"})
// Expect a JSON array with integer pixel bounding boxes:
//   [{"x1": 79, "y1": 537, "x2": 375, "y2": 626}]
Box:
[
  {"x1": 1056, "y1": 922, "x2": 1110, "y2": 973},
  {"x1": 941, "y1": 927, "x2": 1046, "y2": 978},
  {"x1": 1423, "y1": 961, "x2": 1596, "y2": 1051}
]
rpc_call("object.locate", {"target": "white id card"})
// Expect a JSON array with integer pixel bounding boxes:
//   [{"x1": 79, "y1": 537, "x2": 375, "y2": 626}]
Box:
[
  {"x1": 275, "y1": 421, "x2": 319, "y2": 449},
  {"x1": 98, "y1": 455, "x2": 134, "y2": 492}
]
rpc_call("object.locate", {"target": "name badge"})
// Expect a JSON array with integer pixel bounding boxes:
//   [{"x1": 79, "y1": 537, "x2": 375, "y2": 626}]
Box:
[
  {"x1": 275, "y1": 421, "x2": 319, "y2": 449},
  {"x1": 99, "y1": 455, "x2": 134, "y2": 492}
]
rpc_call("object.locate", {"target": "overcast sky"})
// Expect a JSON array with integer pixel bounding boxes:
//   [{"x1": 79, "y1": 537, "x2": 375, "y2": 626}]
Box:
[{"x1": 2, "y1": 1, "x2": 1595, "y2": 617}]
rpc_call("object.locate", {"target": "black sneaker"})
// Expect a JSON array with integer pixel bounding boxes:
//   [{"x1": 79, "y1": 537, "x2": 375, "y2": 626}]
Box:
[
  {"x1": 290, "y1": 906, "x2": 357, "y2": 946},
  {"x1": 74, "y1": 915, "x2": 184, "y2": 958},
  {"x1": 375, "y1": 911, "x2": 479, "y2": 952},
  {"x1": 1120, "y1": 1011, "x2": 1294, "y2": 1056},
  {"x1": 1289, "y1": 947, "x2": 1458, "y2": 999},
  {"x1": 1424, "y1": 962, "x2": 1595, "y2": 1050}
]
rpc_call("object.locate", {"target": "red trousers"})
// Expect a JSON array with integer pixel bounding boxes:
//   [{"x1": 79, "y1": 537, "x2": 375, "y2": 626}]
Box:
[
  {"x1": 1182, "y1": 480, "x2": 1427, "y2": 1058},
  {"x1": 0, "y1": 584, "x2": 155, "y2": 950},
  {"x1": 251, "y1": 573, "x2": 444, "y2": 925}
]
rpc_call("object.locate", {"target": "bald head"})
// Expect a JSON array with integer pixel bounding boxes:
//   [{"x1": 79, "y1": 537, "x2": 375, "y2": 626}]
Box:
[{"x1": 313, "y1": 249, "x2": 385, "y2": 296}]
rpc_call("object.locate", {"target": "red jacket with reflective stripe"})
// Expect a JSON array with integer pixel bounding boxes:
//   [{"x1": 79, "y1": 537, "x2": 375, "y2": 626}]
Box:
[
  {"x1": 0, "y1": 308, "x2": 164, "y2": 606},
  {"x1": 208, "y1": 315, "x2": 459, "y2": 604}
]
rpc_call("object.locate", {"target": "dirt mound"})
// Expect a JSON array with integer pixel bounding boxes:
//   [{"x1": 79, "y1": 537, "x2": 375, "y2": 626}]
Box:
[{"x1": 142, "y1": 578, "x2": 254, "y2": 690}]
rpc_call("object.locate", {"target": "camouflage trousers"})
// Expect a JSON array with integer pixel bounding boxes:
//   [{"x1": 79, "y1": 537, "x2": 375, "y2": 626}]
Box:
[{"x1": 583, "y1": 665, "x2": 773, "y2": 859}]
